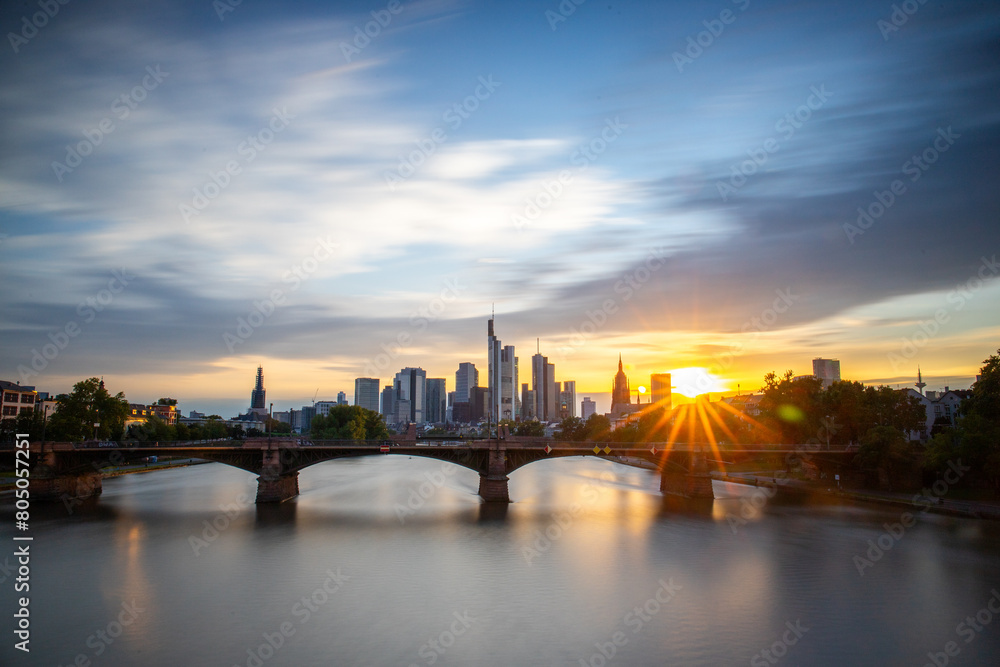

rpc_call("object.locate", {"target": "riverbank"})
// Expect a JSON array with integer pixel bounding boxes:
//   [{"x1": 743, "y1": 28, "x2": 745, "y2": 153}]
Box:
[
  {"x1": 0, "y1": 457, "x2": 212, "y2": 493},
  {"x1": 713, "y1": 471, "x2": 1000, "y2": 520}
]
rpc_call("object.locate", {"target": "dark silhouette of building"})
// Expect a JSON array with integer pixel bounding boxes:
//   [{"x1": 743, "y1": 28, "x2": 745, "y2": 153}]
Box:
[{"x1": 250, "y1": 365, "x2": 267, "y2": 416}]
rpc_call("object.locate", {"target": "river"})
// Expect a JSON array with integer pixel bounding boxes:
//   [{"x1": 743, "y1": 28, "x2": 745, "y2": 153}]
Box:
[{"x1": 1, "y1": 456, "x2": 999, "y2": 666}]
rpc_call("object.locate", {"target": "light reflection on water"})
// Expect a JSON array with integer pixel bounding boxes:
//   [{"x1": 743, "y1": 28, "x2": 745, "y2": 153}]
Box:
[{"x1": 2, "y1": 457, "x2": 998, "y2": 666}]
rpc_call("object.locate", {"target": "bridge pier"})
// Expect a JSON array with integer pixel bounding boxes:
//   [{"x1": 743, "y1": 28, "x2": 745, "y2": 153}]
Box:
[
  {"x1": 32, "y1": 469, "x2": 103, "y2": 502},
  {"x1": 255, "y1": 450, "x2": 299, "y2": 503},
  {"x1": 478, "y1": 444, "x2": 510, "y2": 503},
  {"x1": 30, "y1": 451, "x2": 103, "y2": 502},
  {"x1": 659, "y1": 449, "x2": 714, "y2": 500}
]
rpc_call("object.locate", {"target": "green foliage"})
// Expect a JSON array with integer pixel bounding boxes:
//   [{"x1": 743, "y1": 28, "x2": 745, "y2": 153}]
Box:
[
  {"x1": 46, "y1": 378, "x2": 129, "y2": 442},
  {"x1": 513, "y1": 420, "x2": 546, "y2": 437},
  {"x1": 127, "y1": 415, "x2": 172, "y2": 442},
  {"x1": 156, "y1": 397, "x2": 177, "y2": 406},
  {"x1": 310, "y1": 406, "x2": 389, "y2": 440},
  {"x1": 925, "y1": 349, "x2": 1000, "y2": 491}
]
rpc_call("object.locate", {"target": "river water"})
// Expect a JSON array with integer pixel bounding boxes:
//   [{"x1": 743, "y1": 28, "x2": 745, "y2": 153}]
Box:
[{"x1": 1, "y1": 456, "x2": 999, "y2": 666}]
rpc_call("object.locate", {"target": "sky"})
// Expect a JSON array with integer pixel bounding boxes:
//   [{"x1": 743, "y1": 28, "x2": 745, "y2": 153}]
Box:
[{"x1": 1, "y1": 0, "x2": 998, "y2": 418}]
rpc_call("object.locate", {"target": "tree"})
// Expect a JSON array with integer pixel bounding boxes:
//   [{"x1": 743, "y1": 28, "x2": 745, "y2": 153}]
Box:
[
  {"x1": 310, "y1": 406, "x2": 389, "y2": 440},
  {"x1": 156, "y1": 397, "x2": 177, "y2": 406},
  {"x1": 127, "y1": 415, "x2": 172, "y2": 442},
  {"x1": 513, "y1": 420, "x2": 545, "y2": 437},
  {"x1": 46, "y1": 378, "x2": 129, "y2": 442},
  {"x1": 554, "y1": 417, "x2": 583, "y2": 441},
  {"x1": 856, "y1": 424, "x2": 913, "y2": 490},
  {"x1": 925, "y1": 349, "x2": 1000, "y2": 493},
  {"x1": 757, "y1": 371, "x2": 824, "y2": 444}
]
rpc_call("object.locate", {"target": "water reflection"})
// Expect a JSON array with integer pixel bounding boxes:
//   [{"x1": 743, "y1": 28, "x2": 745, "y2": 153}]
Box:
[{"x1": 2, "y1": 457, "x2": 998, "y2": 667}]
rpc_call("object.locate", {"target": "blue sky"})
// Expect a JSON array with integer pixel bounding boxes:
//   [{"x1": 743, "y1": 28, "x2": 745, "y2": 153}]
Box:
[{"x1": 1, "y1": 0, "x2": 999, "y2": 417}]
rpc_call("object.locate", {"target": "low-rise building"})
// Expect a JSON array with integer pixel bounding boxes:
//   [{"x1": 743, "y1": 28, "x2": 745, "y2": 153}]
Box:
[{"x1": 0, "y1": 381, "x2": 38, "y2": 421}]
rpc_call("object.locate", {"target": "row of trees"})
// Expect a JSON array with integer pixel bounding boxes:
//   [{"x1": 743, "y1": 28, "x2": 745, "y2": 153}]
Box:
[{"x1": 925, "y1": 350, "x2": 1000, "y2": 491}]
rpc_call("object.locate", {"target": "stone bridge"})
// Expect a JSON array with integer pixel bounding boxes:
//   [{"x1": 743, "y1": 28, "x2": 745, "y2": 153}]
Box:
[{"x1": 2, "y1": 434, "x2": 856, "y2": 504}]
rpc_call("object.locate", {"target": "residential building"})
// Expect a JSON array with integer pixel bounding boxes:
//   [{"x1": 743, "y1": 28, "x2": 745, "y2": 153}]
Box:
[
  {"x1": 812, "y1": 358, "x2": 841, "y2": 388},
  {"x1": 314, "y1": 401, "x2": 337, "y2": 417},
  {"x1": 0, "y1": 381, "x2": 38, "y2": 421}
]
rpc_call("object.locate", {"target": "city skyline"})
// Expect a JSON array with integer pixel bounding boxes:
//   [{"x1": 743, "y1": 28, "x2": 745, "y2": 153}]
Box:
[{"x1": 1, "y1": 0, "x2": 997, "y2": 421}]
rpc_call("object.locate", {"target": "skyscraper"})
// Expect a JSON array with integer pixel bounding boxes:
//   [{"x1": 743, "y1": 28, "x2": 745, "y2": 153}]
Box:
[
  {"x1": 487, "y1": 317, "x2": 517, "y2": 422},
  {"x1": 581, "y1": 397, "x2": 596, "y2": 420},
  {"x1": 455, "y1": 362, "x2": 478, "y2": 403},
  {"x1": 521, "y1": 383, "x2": 536, "y2": 420},
  {"x1": 650, "y1": 373, "x2": 672, "y2": 412},
  {"x1": 560, "y1": 380, "x2": 577, "y2": 419},
  {"x1": 812, "y1": 358, "x2": 841, "y2": 387},
  {"x1": 250, "y1": 365, "x2": 267, "y2": 416},
  {"x1": 337, "y1": 391, "x2": 347, "y2": 405},
  {"x1": 488, "y1": 317, "x2": 502, "y2": 423},
  {"x1": 380, "y1": 385, "x2": 395, "y2": 421},
  {"x1": 394, "y1": 367, "x2": 427, "y2": 424},
  {"x1": 532, "y1": 350, "x2": 556, "y2": 421},
  {"x1": 501, "y1": 345, "x2": 518, "y2": 421},
  {"x1": 426, "y1": 378, "x2": 446, "y2": 424},
  {"x1": 354, "y1": 377, "x2": 380, "y2": 412}
]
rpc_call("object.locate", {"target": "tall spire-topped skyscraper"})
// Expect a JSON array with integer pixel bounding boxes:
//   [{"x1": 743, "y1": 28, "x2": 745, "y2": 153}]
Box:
[
  {"x1": 915, "y1": 367, "x2": 927, "y2": 395},
  {"x1": 487, "y1": 314, "x2": 518, "y2": 423},
  {"x1": 250, "y1": 365, "x2": 267, "y2": 416}
]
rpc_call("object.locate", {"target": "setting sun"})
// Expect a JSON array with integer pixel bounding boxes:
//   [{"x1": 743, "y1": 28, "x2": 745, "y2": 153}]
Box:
[{"x1": 670, "y1": 367, "x2": 728, "y2": 398}]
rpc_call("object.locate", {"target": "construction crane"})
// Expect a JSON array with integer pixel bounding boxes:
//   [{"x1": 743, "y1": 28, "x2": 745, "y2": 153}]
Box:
[{"x1": 312, "y1": 388, "x2": 319, "y2": 405}]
